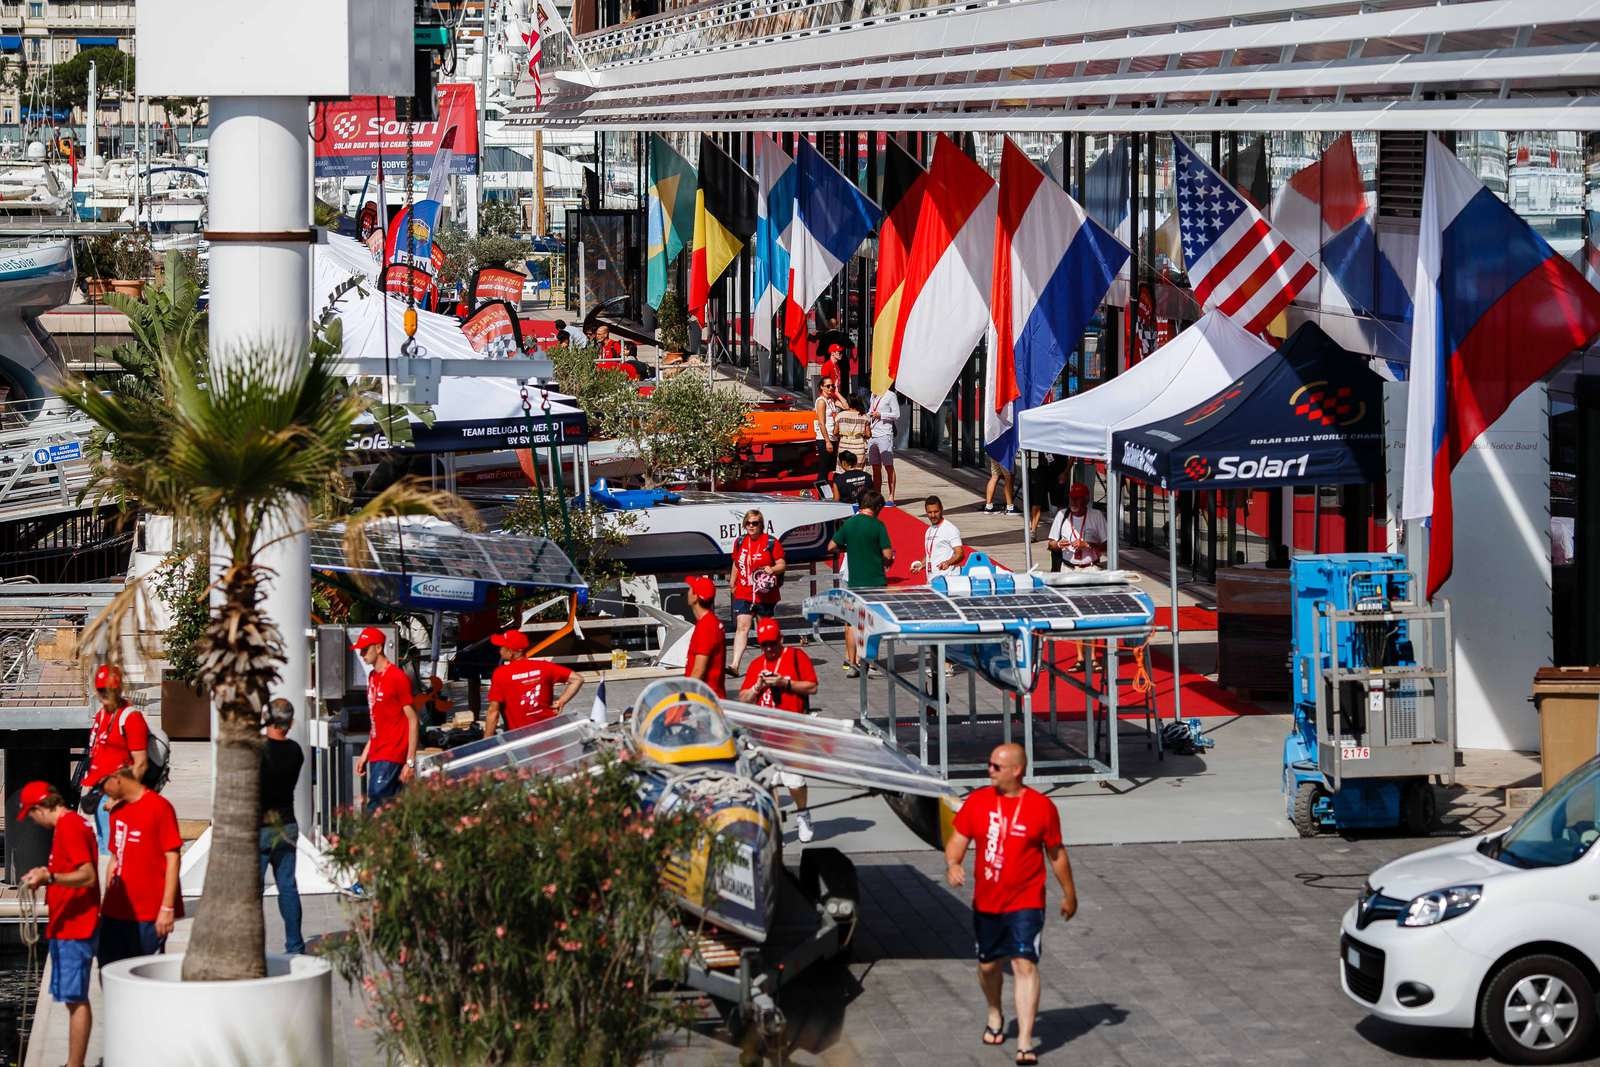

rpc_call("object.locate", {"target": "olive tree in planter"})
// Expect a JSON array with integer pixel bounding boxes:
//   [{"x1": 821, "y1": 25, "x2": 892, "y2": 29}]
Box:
[{"x1": 654, "y1": 285, "x2": 690, "y2": 363}]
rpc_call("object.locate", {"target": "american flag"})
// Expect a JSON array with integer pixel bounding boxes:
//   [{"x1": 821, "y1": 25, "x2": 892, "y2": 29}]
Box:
[
  {"x1": 521, "y1": 15, "x2": 543, "y2": 108},
  {"x1": 1174, "y1": 136, "x2": 1315, "y2": 334}
]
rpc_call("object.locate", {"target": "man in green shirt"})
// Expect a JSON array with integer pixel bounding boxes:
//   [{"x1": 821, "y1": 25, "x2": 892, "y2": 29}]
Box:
[{"x1": 827, "y1": 490, "x2": 895, "y2": 677}]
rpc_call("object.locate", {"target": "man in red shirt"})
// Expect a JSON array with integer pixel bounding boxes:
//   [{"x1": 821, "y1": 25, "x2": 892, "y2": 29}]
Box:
[
  {"x1": 83, "y1": 663, "x2": 149, "y2": 858},
  {"x1": 484, "y1": 628, "x2": 585, "y2": 734},
  {"x1": 728, "y1": 509, "x2": 786, "y2": 671},
  {"x1": 98, "y1": 765, "x2": 182, "y2": 968},
  {"x1": 18, "y1": 782, "x2": 98, "y2": 1067},
  {"x1": 737, "y1": 618, "x2": 820, "y2": 842},
  {"x1": 683, "y1": 575, "x2": 727, "y2": 698},
  {"x1": 945, "y1": 743, "x2": 1078, "y2": 1065},
  {"x1": 351, "y1": 627, "x2": 419, "y2": 813}
]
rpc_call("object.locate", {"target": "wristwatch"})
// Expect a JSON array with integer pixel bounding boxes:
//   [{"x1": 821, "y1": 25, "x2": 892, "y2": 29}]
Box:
[{"x1": 46, "y1": 872, "x2": 55, "y2": 885}]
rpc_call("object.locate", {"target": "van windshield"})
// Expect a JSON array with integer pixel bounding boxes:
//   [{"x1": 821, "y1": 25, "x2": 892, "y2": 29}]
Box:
[{"x1": 1488, "y1": 755, "x2": 1600, "y2": 869}]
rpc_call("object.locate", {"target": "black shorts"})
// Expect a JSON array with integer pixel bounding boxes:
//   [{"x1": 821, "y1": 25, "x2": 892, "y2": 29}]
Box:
[
  {"x1": 731, "y1": 598, "x2": 776, "y2": 620},
  {"x1": 972, "y1": 908, "x2": 1044, "y2": 963}
]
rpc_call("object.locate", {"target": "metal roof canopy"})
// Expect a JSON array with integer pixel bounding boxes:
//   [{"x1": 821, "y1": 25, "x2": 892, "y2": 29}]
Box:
[
  {"x1": 515, "y1": 0, "x2": 1600, "y2": 131},
  {"x1": 312, "y1": 523, "x2": 587, "y2": 595}
]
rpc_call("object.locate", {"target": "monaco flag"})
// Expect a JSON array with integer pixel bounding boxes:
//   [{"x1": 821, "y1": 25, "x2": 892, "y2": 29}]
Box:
[
  {"x1": 1173, "y1": 136, "x2": 1315, "y2": 334},
  {"x1": 1402, "y1": 135, "x2": 1600, "y2": 599},
  {"x1": 890, "y1": 135, "x2": 998, "y2": 411},
  {"x1": 986, "y1": 138, "x2": 1127, "y2": 470}
]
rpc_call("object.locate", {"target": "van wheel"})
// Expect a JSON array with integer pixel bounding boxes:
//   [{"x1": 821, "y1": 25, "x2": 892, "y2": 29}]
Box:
[{"x1": 1479, "y1": 954, "x2": 1595, "y2": 1064}]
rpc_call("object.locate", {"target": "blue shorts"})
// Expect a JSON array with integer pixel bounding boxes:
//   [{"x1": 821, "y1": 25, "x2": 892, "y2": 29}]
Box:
[
  {"x1": 49, "y1": 936, "x2": 96, "y2": 1003},
  {"x1": 730, "y1": 598, "x2": 776, "y2": 620},
  {"x1": 98, "y1": 918, "x2": 164, "y2": 969},
  {"x1": 94, "y1": 793, "x2": 112, "y2": 856},
  {"x1": 973, "y1": 908, "x2": 1045, "y2": 963}
]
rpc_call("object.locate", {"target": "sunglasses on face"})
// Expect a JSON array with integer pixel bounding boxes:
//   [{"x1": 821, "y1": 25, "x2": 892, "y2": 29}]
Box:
[
  {"x1": 745, "y1": 520, "x2": 762, "y2": 527},
  {"x1": 988, "y1": 762, "x2": 1004, "y2": 771}
]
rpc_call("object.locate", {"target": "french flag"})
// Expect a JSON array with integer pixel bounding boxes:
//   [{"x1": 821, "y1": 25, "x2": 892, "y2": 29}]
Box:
[
  {"x1": 751, "y1": 134, "x2": 795, "y2": 355},
  {"x1": 986, "y1": 138, "x2": 1127, "y2": 469},
  {"x1": 1271, "y1": 134, "x2": 1415, "y2": 372},
  {"x1": 784, "y1": 139, "x2": 881, "y2": 345},
  {"x1": 1401, "y1": 135, "x2": 1600, "y2": 600}
]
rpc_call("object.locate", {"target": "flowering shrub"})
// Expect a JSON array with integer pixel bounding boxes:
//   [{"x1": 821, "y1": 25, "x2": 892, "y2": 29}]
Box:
[{"x1": 325, "y1": 759, "x2": 716, "y2": 1065}]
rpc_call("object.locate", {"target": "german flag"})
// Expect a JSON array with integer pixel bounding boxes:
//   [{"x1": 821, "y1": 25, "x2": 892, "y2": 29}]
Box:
[
  {"x1": 688, "y1": 135, "x2": 757, "y2": 325},
  {"x1": 870, "y1": 138, "x2": 928, "y2": 394}
]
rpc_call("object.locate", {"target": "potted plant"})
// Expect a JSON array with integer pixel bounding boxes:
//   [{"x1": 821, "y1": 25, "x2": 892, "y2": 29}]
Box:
[
  {"x1": 324, "y1": 760, "x2": 715, "y2": 1065},
  {"x1": 655, "y1": 285, "x2": 690, "y2": 365},
  {"x1": 81, "y1": 230, "x2": 154, "y2": 300},
  {"x1": 61, "y1": 333, "x2": 463, "y2": 1062},
  {"x1": 150, "y1": 545, "x2": 210, "y2": 741}
]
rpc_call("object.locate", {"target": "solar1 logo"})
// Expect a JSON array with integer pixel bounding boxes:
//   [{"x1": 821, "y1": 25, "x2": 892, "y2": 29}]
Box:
[
  {"x1": 1289, "y1": 380, "x2": 1366, "y2": 427},
  {"x1": 1182, "y1": 455, "x2": 1211, "y2": 481}
]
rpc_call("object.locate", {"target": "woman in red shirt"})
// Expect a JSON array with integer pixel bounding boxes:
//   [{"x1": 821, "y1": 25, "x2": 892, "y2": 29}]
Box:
[{"x1": 727, "y1": 510, "x2": 786, "y2": 672}]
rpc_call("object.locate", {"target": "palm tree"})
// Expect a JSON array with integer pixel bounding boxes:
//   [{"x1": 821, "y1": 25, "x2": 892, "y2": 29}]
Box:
[{"x1": 60, "y1": 333, "x2": 459, "y2": 981}]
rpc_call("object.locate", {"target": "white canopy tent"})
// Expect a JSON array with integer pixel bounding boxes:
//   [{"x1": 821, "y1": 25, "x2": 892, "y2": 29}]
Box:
[{"x1": 1015, "y1": 310, "x2": 1276, "y2": 723}]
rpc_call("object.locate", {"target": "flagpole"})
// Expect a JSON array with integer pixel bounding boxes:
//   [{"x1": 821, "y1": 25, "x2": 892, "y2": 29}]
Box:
[
  {"x1": 1020, "y1": 448, "x2": 1034, "y2": 571},
  {"x1": 1168, "y1": 490, "x2": 1183, "y2": 723}
]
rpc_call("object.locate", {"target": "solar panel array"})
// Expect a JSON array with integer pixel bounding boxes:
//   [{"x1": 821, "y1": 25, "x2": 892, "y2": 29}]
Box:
[
  {"x1": 853, "y1": 585, "x2": 1147, "y2": 627},
  {"x1": 309, "y1": 525, "x2": 586, "y2": 590}
]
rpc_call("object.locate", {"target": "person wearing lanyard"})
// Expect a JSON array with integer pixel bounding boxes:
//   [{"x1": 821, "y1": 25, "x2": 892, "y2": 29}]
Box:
[
  {"x1": 910, "y1": 495, "x2": 963, "y2": 580},
  {"x1": 813, "y1": 379, "x2": 842, "y2": 471},
  {"x1": 945, "y1": 743, "x2": 1078, "y2": 1065},
  {"x1": 350, "y1": 627, "x2": 419, "y2": 813},
  {"x1": 1046, "y1": 483, "x2": 1107, "y2": 571},
  {"x1": 867, "y1": 388, "x2": 900, "y2": 506},
  {"x1": 737, "y1": 618, "x2": 820, "y2": 842}
]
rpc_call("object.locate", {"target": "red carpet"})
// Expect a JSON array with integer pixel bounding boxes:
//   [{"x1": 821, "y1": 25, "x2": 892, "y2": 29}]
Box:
[
  {"x1": 1153, "y1": 605, "x2": 1218, "y2": 631},
  {"x1": 1029, "y1": 643, "x2": 1270, "y2": 721},
  {"x1": 869, "y1": 504, "x2": 932, "y2": 585}
]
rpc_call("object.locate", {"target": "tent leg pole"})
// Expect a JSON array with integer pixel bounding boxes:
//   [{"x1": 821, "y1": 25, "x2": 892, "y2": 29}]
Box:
[
  {"x1": 1020, "y1": 448, "x2": 1034, "y2": 571},
  {"x1": 1169, "y1": 491, "x2": 1182, "y2": 723},
  {"x1": 1108, "y1": 470, "x2": 1119, "y2": 571}
]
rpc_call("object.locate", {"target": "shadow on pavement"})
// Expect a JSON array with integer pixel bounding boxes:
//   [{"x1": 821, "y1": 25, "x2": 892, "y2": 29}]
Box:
[
  {"x1": 1027, "y1": 1002, "x2": 1130, "y2": 1054},
  {"x1": 1353, "y1": 1017, "x2": 1489, "y2": 1061}
]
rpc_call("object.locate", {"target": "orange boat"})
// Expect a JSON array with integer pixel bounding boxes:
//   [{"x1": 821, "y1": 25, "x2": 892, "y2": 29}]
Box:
[{"x1": 723, "y1": 406, "x2": 825, "y2": 493}]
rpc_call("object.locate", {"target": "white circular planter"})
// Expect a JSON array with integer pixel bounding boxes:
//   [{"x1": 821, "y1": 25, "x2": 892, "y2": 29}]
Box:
[{"x1": 100, "y1": 952, "x2": 333, "y2": 1067}]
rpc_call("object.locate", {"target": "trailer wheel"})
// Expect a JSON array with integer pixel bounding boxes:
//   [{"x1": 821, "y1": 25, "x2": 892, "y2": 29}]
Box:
[
  {"x1": 1403, "y1": 779, "x2": 1438, "y2": 835},
  {"x1": 1292, "y1": 782, "x2": 1324, "y2": 838}
]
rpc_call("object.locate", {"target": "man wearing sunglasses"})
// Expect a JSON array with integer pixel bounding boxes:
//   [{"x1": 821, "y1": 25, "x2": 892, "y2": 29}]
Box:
[{"x1": 945, "y1": 743, "x2": 1078, "y2": 1065}]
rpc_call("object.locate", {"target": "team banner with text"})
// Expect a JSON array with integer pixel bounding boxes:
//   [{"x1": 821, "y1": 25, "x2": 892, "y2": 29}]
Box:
[
  {"x1": 313, "y1": 83, "x2": 479, "y2": 178},
  {"x1": 462, "y1": 300, "x2": 526, "y2": 359},
  {"x1": 470, "y1": 267, "x2": 526, "y2": 308}
]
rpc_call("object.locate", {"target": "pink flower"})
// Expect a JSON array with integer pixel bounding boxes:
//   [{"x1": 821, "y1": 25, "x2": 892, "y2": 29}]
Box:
[
  {"x1": 624, "y1": 980, "x2": 634, "y2": 990},
  {"x1": 432, "y1": 859, "x2": 444, "y2": 872},
  {"x1": 397, "y1": 947, "x2": 409, "y2": 965},
  {"x1": 545, "y1": 950, "x2": 558, "y2": 962},
  {"x1": 514, "y1": 1022, "x2": 523, "y2": 1032},
  {"x1": 495, "y1": 925, "x2": 507, "y2": 939},
  {"x1": 542, "y1": 883, "x2": 557, "y2": 898},
  {"x1": 560, "y1": 940, "x2": 583, "y2": 952},
  {"x1": 555, "y1": 921, "x2": 567, "y2": 932},
  {"x1": 600, "y1": 878, "x2": 612, "y2": 892}
]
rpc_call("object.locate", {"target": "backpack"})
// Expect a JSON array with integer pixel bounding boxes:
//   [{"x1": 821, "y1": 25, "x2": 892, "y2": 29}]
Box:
[{"x1": 143, "y1": 726, "x2": 172, "y2": 793}]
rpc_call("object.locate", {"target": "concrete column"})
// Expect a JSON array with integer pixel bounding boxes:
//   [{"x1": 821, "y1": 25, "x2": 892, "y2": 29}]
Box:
[{"x1": 206, "y1": 95, "x2": 314, "y2": 831}]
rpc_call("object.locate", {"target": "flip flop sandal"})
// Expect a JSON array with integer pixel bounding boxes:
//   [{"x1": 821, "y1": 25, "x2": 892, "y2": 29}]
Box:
[
  {"x1": 1015, "y1": 1048, "x2": 1039, "y2": 1065},
  {"x1": 981, "y1": 1019, "x2": 1005, "y2": 1046}
]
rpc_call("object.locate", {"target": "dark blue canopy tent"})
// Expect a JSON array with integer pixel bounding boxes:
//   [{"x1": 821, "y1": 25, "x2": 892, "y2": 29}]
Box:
[
  {"x1": 1106, "y1": 321, "x2": 1385, "y2": 724},
  {"x1": 1111, "y1": 321, "x2": 1385, "y2": 492}
]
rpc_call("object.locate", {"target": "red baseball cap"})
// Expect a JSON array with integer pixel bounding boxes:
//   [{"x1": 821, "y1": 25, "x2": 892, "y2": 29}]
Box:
[
  {"x1": 93, "y1": 663, "x2": 122, "y2": 691},
  {"x1": 1069, "y1": 483, "x2": 1090, "y2": 499},
  {"x1": 350, "y1": 626, "x2": 386, "y2": 652},
  {"x1": 16, "y1": 780, "x2": 51, "y2": 821},
  {"x1": 489, "y1": 629, "x2": 531, "y2": 651},
  {"x1": 685, "y1": 575, "x2": 716, "y2": 604},
  {"x1": 755, "y1": 618, "x2": 781, "y2": 643}
]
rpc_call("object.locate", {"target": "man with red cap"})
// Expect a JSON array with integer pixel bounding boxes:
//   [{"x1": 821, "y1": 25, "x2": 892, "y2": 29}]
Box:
[
  {"x1": 737, "y1": 618, "x2": 820, "y2": 841},
  {"x1": 82, "y1": 663, "x2": 148, "y2": 859},
  {"x1": 1046, "y1": 482, "x2": 1107, "y2": 571},
  {"x1": 18, "y1": 781, "x2": 98, "y2": 1067},
  {"x1": 683, "y1": 576, "x2": 727, "y2": 698},
  {"x1": 350, "y1": 627, "x2": 419, "y2": 812},
  {"x1": 484, "y1": 628, "x2": 585, "y2": 735}
]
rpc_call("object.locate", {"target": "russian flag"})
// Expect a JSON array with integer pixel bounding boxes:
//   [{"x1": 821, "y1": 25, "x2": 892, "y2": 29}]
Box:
[
  {"x1": 1402, "y1": 135, "x2": 1600, "y2": 599},
  {"x1": 784, "y1": 139, "x2": 881, "y2": 341},
  {"x1": 986, "y1": 138, "x2": 1127, "y2": 470},
  {"x1": 751, "y1": 135, "x2": 795, "y2": 355}
]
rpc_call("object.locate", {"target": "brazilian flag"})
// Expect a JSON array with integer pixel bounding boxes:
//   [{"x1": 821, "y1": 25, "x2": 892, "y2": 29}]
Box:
[{"x1": 646, "y1": 134, "x2": 697, "y2": 309}]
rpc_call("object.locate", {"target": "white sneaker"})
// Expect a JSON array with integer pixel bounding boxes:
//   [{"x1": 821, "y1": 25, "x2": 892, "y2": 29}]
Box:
[{"x1": 796, "y1": 813, "x2": 815, "y2": 843}]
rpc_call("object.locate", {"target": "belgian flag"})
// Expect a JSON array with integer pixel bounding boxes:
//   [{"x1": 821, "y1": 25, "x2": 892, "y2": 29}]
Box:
[
  {"x1": 870, "y1": 138, "x2": 929, "y2": 394},
  {"x1": 688, "y1": 135, "x2": 757, "y2": 326}
]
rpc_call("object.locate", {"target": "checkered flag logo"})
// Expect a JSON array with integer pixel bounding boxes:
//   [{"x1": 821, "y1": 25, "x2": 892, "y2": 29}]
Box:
[
  {"x1": 1183, "y1": 455, "x2": 1211, "y2": 481},
  {"x1": 332, "y1": 112, "x2": 360, "y2": 140},
  {"x1": 1290, "y1": 380, "x2": 1364, "y2": 427}
]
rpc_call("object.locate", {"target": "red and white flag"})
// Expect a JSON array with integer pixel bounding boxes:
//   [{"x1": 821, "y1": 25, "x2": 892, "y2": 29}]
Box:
[
  {"x1": 1173, "y1": 136, "x2": 1315, "y2": 334},
  {"x1": 521, "y1": 15, "x2": 543, "y2": 108},
  {"x1": 889, "y1": 134, "x2": 998, "y2": 411}
]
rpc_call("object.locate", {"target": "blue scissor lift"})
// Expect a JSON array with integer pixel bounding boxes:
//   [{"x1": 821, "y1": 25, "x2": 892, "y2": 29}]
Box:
[{"x1": 1283, "y1": 554, "x2": 1458, "y2": 836}]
